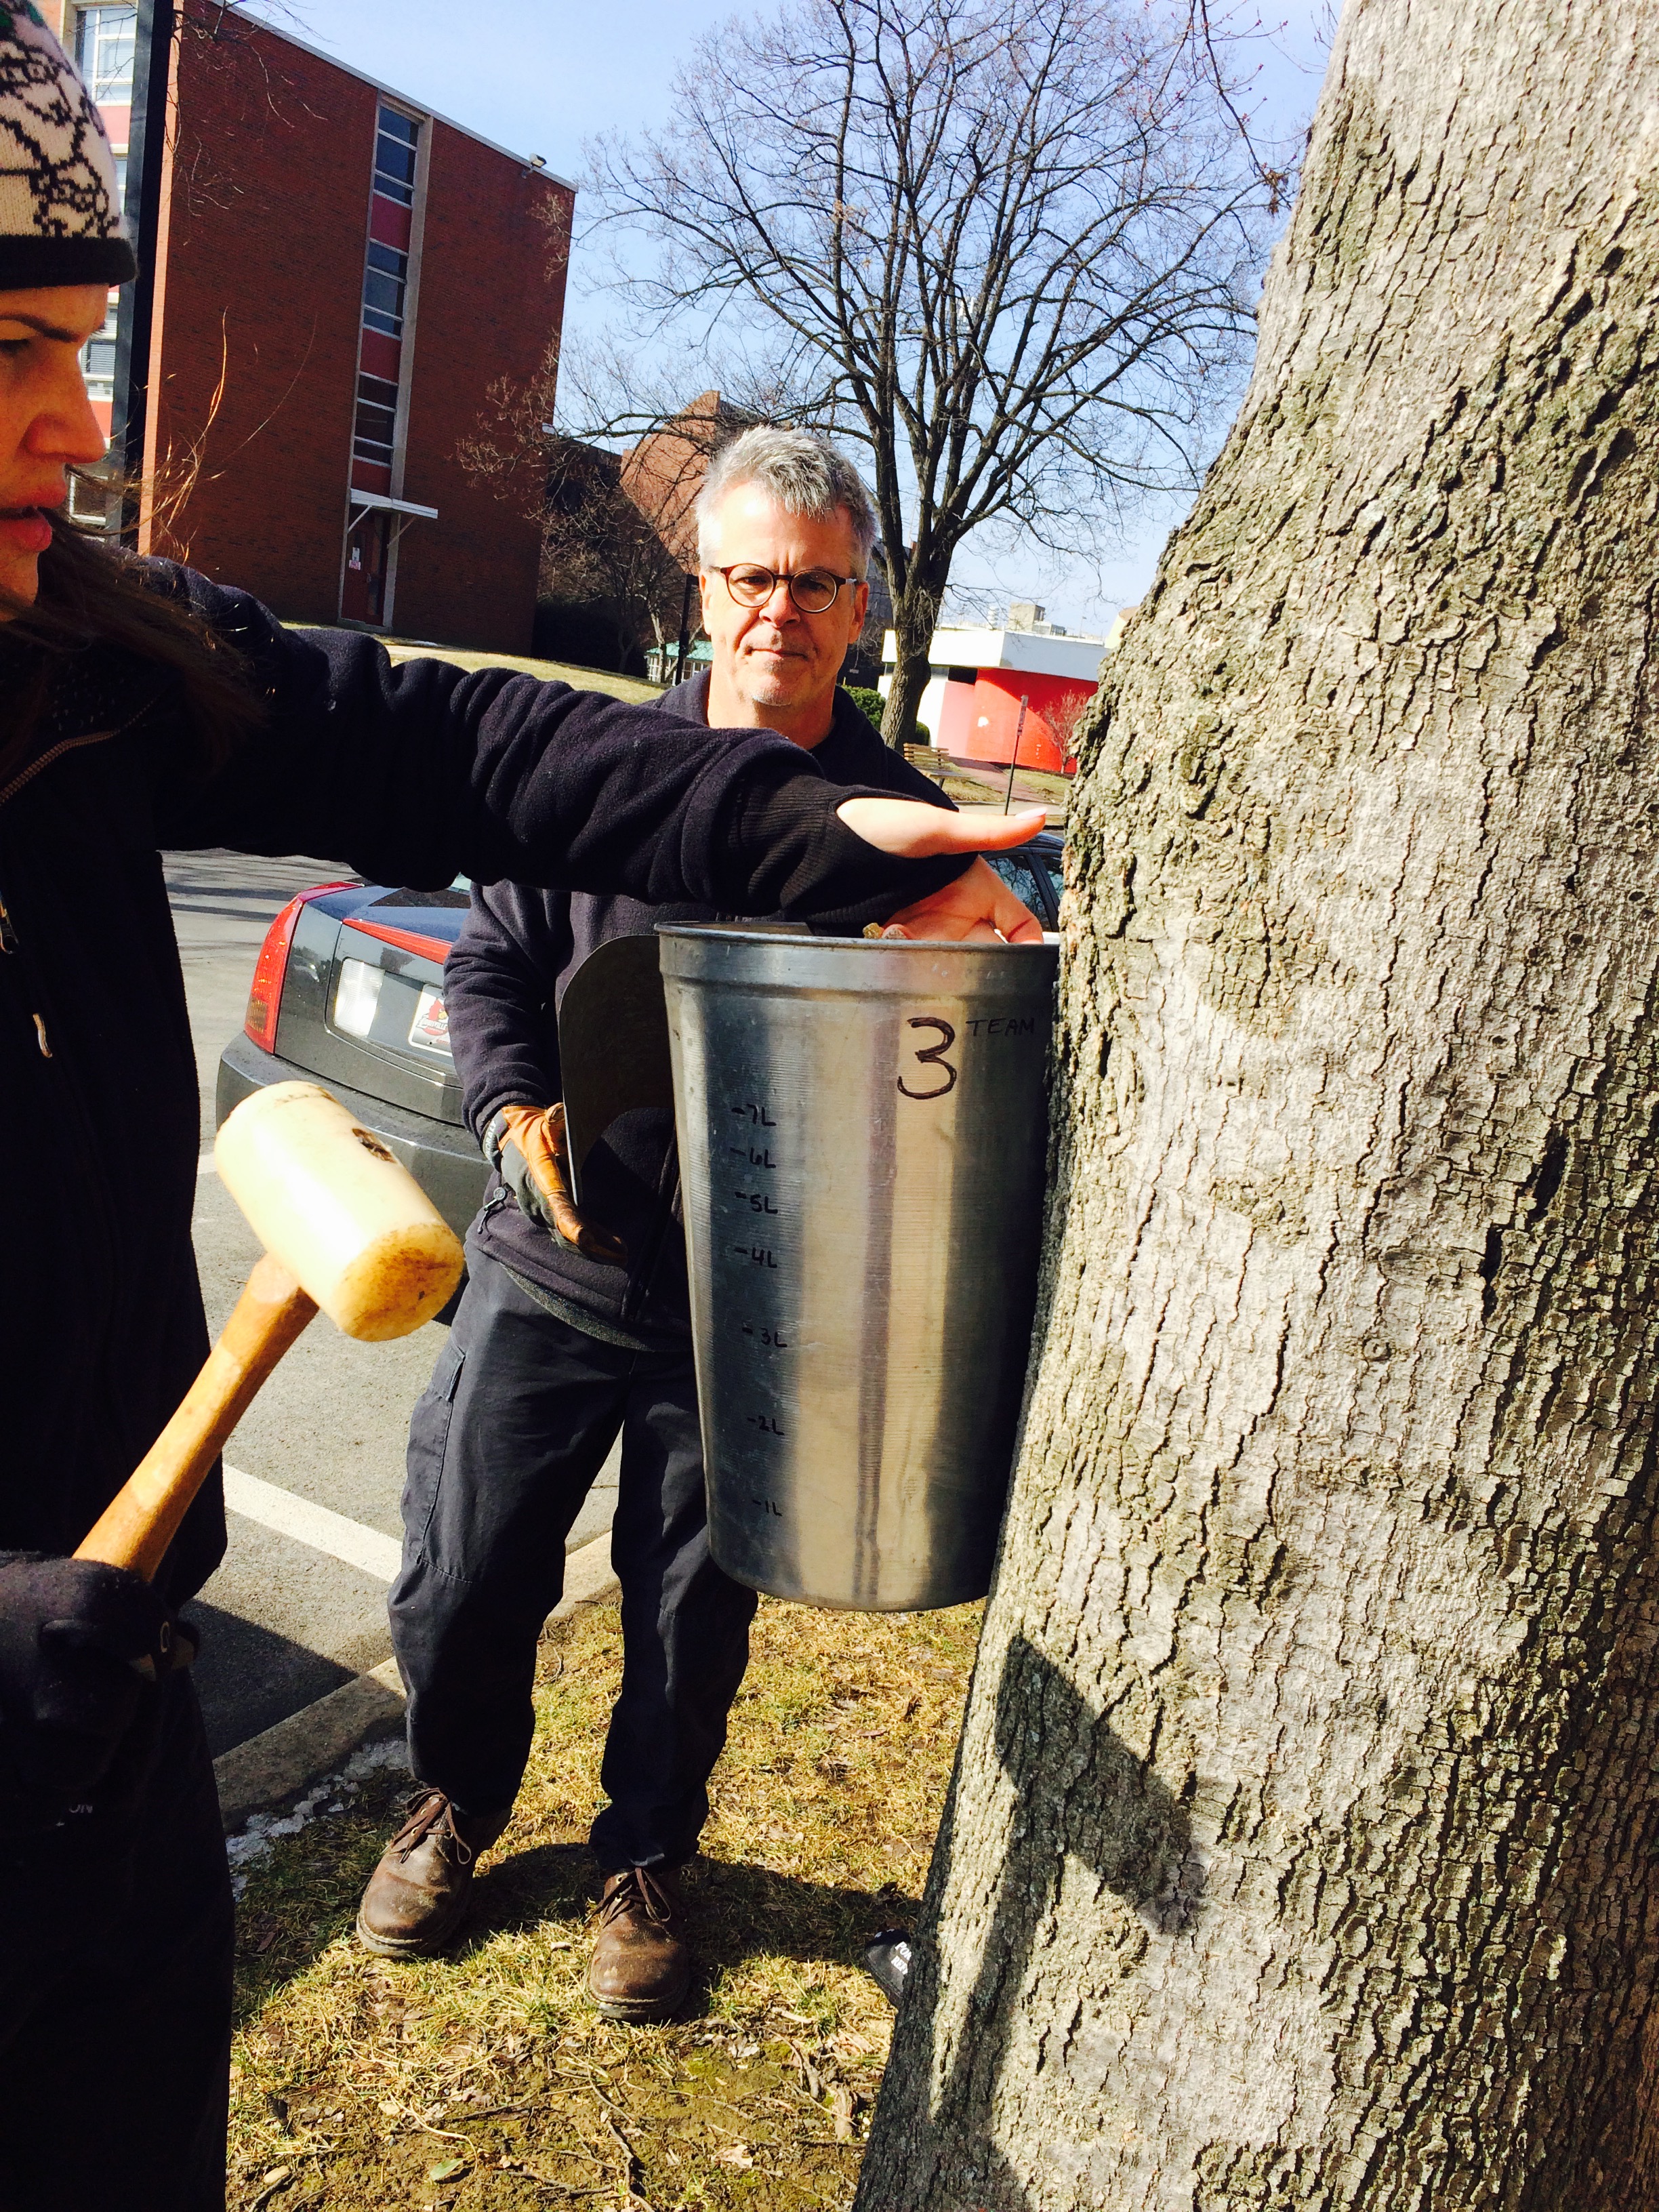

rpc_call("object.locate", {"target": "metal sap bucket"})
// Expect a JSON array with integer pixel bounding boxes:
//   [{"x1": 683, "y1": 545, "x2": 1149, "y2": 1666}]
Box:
[{"x1": 659, "y1": 926, "x2": 1057, "y2": 1611}]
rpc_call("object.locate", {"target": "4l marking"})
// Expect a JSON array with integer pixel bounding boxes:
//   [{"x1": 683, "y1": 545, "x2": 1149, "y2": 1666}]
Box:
[{"x1": 731, "y1": 1245, "x2": 779, "y2": 1269}]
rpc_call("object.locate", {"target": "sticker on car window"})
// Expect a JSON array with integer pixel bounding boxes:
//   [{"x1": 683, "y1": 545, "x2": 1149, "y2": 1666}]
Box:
[{"x1": 407, "y1": 987, "x2": 451, "y2": 1056}]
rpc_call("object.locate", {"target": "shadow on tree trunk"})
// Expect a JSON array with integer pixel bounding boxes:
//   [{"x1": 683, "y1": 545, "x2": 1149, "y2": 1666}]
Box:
[{"x1": 859, "y1": 1632, "x2": 1201, "y2": 2207}]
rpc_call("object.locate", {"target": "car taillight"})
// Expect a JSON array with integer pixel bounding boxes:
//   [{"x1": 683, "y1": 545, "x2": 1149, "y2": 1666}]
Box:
[{"x1": 244, "y1": 884, "x2": 351, "y2": 1052}]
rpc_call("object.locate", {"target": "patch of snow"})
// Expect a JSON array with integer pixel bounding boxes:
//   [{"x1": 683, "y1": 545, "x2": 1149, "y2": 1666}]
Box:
[{"x1": 226, "y1": 1734, "x2": 409, "y2": 1896}]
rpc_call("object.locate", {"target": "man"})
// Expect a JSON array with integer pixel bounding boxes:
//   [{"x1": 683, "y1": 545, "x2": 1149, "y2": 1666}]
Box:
[
  {"x1": 0, "y1": 21, "x2": 1044, "y2": 2205},
  {"x1": 358, "y1": 429, "x2": 966, "y2": 2022}
]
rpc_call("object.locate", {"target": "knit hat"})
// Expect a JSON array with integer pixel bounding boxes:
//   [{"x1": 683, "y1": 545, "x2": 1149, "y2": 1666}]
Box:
[{"x1": 0, "y1": 3, "x2": 134, "y2": 289}]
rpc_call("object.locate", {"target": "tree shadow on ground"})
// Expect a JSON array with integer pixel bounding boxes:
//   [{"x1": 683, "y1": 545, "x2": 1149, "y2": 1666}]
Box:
[
  {"x1": 855, "y1": 1631, "x2": 1200, "y2": 2210},
  {"x1": 467, "y1": 1835, "x2": 917, "y2": 1990}
]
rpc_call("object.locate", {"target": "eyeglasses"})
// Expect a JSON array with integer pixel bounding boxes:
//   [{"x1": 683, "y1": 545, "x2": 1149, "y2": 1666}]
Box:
[{"x1": 712, "y1": 563, "x2": 859, "y2": 614}]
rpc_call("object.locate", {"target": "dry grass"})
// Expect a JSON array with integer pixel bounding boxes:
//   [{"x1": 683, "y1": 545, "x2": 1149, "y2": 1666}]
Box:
[
  {"x1": 228, "y1": 1592, "x2": 981, "y2": 2211},
  {"x1": 378, "y1": 640, "x2": 663, "y2": 704}
]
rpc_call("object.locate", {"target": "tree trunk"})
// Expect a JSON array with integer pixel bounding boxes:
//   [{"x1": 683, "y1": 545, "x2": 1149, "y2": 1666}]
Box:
[
  {"x1": 881, "y1": 573, "x2": 942, "y2": 750},
  {"x1": 857, "y1": 2, "x2": 1659, "y2": 2205}
]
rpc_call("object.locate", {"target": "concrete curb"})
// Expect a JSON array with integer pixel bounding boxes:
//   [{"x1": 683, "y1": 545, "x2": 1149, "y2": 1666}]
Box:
[{"x1": 213, "y1": 1532, "x2": 619, "y2": 1834}]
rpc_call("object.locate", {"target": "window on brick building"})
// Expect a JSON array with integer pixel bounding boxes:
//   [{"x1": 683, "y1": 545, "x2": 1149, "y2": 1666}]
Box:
[
  {"x1": 373, "y1": 106, "x2": 419, "y2": 207},
  {"x1": 352, "y1": 371, "x2": 400, "y2": 471},
  {"x1": 74, "y1": 5, "x2": 136, "y2": 102},
  {"x1": 361, "y1": 241, "x2": 409, "y2": 337},
  {"x1": 80, "y1": 295, "x2": 119, "y2": 404}
]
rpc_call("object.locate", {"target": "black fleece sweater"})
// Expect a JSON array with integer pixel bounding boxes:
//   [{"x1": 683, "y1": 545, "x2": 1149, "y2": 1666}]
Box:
[
  {"x1": 0, "y1": 569, "x2": 966, "y2": 1614},
  {"x1": 445, "y1": 674, "x2": 955, "y2": 1342}
]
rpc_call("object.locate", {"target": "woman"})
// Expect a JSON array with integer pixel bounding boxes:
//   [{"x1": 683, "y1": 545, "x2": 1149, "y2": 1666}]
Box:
[{"x1": 0, "y1": 17, "x2": 1042, "y2": 2203}]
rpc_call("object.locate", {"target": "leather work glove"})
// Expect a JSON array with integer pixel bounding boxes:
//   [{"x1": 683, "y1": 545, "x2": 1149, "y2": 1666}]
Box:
[
  {"x1": 491, "y1": 1102, "x2": 628, "y2": 1266},
  {"x1": 0, "y1": 1553, "x2": 194, "y2": 1807}
]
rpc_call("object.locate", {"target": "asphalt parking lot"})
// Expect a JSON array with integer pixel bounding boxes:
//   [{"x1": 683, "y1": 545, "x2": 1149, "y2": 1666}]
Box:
[{"x1": 169, "y1": 848, "x2": 617, "y2": 1757}]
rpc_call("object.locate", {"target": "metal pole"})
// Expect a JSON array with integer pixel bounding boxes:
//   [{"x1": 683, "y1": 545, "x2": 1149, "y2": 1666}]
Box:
[
  {"x1": 110, "y1": 0, "x2": 176, "y2": 546},
  {"x1": 1004, "y1": 695, "x2": 1029, "y2": 814}
]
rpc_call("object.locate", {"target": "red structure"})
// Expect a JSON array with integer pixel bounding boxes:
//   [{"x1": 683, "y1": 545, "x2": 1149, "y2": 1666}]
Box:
[
  {"x1": 46, "y1": 1, "x2": 573, "y2": 652},
  {"x1": 934, "y1": 670, "x2": 1091, "y2": 775}
]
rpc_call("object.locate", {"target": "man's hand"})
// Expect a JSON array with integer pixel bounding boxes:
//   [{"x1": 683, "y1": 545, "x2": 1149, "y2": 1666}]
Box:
[
  {"x1": 495, "y1": 1103, "x2": 628, "y2": 1265},
  {"x1": 836, "y1": 798, "x2": 1050, "y2": 943}
]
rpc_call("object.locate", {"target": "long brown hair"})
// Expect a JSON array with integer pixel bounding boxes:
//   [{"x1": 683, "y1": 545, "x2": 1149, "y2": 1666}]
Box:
[{"x1": 0, "y1": 499, "x2": 265, "y2": 784}]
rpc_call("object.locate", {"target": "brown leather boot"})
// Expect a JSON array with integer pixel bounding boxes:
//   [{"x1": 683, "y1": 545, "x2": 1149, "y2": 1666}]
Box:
[
  {"x1": 586, "y1": 1864, "x2": 691, "y2": 2022},
  {"x1": 355, "y1": 1788, "x2": 510, "y2": 1958}
]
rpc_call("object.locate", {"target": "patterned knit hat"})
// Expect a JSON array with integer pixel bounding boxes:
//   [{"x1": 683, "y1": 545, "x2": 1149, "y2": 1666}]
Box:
[{"x1": 0, "y1": 3, "x2": 134, "y2": 289}]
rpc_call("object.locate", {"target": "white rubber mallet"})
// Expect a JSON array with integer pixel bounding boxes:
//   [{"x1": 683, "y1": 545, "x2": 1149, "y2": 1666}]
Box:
[{"x1": 77, "y1": 1082, "x2": 463, "y2": 1579}]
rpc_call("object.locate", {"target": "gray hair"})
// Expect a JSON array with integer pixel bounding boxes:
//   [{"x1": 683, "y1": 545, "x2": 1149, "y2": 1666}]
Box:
[{"x1": 695, "y1": 427, "x2": 878, "y2": 577}]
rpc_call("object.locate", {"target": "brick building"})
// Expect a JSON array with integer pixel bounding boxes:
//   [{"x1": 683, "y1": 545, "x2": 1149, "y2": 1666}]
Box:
[{"x1": 45, "y1": 0, "x2": 573, "y2": 651}]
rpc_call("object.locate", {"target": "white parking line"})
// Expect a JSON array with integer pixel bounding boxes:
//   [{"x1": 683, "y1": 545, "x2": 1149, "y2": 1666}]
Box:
[{"x1": 222, "y1": 1464, "x2": 403, "y2": 1583}]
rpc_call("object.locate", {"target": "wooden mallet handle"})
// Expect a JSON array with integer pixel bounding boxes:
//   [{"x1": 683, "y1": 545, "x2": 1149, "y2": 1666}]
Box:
[{"x1": 75, "y1": 1253, "x2": 319, "y2": 1580}]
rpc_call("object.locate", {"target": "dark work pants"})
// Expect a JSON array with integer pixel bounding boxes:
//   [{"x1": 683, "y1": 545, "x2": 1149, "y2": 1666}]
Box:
[
  {"x1": 0, "y1": 1671, "x2": 233, "y2": 2211},
  {"x1": 390, "y1": 1239, "x2": 758, "y2": 1870}
]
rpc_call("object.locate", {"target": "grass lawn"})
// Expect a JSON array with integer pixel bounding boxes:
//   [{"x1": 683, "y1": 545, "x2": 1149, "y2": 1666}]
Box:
[
  {"x1": 228, "y1": 1591, "x2": 981, "y2": 2211},
  {"x1": 380, "y1": 638, "x2": 663, "y2": 706}
]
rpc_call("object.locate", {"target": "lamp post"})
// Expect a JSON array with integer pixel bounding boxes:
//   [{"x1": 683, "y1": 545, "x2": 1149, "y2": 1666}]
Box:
[{"x1": 1002, "y1": 694, "x2": 1029, "y2": 814}]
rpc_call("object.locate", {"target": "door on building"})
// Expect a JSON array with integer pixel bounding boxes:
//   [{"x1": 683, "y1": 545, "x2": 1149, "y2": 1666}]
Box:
[{"x1": 341, "y1": 508, "x2": 392, "y2": 626}]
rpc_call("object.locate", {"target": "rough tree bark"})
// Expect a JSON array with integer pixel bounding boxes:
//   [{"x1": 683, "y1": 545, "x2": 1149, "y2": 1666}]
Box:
[{"x1": 857, "y1": 1, "x2": 1659, "y2": 2205}]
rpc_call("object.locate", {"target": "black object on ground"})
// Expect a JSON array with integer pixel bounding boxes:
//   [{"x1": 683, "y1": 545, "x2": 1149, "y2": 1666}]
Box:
[{"x1": 863, "y1": 1926, "x2": 913, "y2": 2006}]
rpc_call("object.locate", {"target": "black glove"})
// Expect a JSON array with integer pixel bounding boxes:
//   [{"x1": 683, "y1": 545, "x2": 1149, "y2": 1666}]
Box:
[
  {"x1": 484, "y1": 1103, "x2": 628, "y2": 1265},
  {"x1": 0, "y1": 1554, "x2": 190, "y2": 1806}
]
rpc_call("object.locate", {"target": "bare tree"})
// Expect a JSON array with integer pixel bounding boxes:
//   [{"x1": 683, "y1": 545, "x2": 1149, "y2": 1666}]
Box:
[
  {"x1": 586, "y1": 0, "x2": 1275, "y2": 745},
  {"x1": 537, "y1": 436, "x2": 690, "y2": 674},
  {"x1": 857, "y1": 0, "x2": 1659, "y2": 2201}
]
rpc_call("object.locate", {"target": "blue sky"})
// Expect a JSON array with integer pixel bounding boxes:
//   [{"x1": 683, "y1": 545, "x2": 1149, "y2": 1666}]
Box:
[{"x1": 245, "y1": 0, "x2": 1336, "y2": 633}]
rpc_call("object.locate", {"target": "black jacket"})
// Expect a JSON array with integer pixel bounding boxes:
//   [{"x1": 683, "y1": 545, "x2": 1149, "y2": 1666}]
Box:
[
  {"x1": 0, "y1": 569, "x2": 967, "y2": 1611},
  {"x1": 447, "y1": 675, "x2": 953, "y2": 1341}
]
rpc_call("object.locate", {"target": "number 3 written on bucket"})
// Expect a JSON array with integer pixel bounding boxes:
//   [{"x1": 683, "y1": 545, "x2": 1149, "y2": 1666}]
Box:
[{"x1": 898, "y1": 1016, "x2": 958, "y2": 1100}]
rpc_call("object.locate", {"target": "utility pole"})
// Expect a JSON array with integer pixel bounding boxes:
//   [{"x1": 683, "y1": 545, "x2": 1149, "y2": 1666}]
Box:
[{"x1": 110, "y1": 0, "x2": 176, "y2": 546}]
